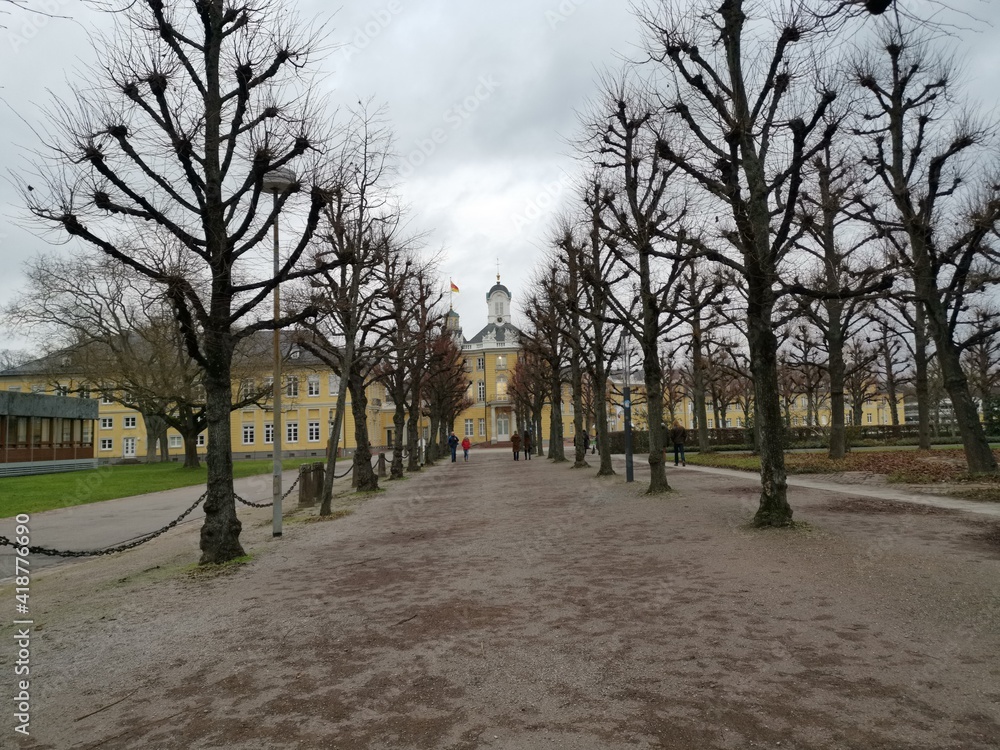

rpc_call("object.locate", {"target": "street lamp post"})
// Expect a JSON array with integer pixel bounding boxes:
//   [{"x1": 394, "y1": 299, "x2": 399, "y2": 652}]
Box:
[{"x1": 263, "y1": 167, "x2": 296, "y2": 538}]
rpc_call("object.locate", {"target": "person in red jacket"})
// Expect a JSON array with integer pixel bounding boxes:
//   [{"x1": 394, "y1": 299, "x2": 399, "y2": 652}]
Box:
[{"x1": 461, "y1": 436, "x2": 471, "y2": 461}]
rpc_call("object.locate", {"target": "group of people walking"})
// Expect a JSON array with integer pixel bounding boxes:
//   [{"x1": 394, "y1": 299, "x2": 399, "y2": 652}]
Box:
[
  {"x1": 510, "y1": 430, "x2": 532, "y2": 460},
  {"x1": 447, "y1": 420, "x2": 689, "y2": 466}
]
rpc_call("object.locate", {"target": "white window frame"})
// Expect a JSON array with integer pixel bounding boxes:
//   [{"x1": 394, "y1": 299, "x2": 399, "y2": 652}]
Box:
[
  {"x1": 264, "y1": 422, "x2": 274, "y2": 445},
  {"x1": 478, "y1": 381, "x2": 486, "y2": 402},
  {"x1": 168, "y1": 435, "x2": 182, "y2": 449},
  {"x1": 101, "y1": 392, "x2": 113, "y2": 404},
  {"x1": 328, "y1": 374, "x2": 340, "y2": 395},
  {"x1": 197, "y1": 433, "x2": 206, "y2": 446},
  {"x1": 476, "y1": 356, "x2": 485, "y2": 371},
  {"x1": 100, "y1": 417, "x2": 113, "y2": 429},
  {"x1": 479, "y1": 418, "x2": 486, "y2": 437},
  {"x1": 286, "y1": 421, "x2": 299, "y2": 443},
  {"x1": 465, "y1": 419, "x2": 474, "y2": 437},
  {"x1": 99, "y1": 438, "x2": 113, "y2": 451},
  {"x1": 123, "y1": 416, "x2": 137, "y2": 429},
  {"x1": 307, "y1": 421, "x2": 321, "y2": 442},
  {"x1": 307, "y1": 375, "x2": 320, "y2": 396},
  {"x1": 286, "y1": 376, "x2": 299, "y2": 398},
  {"x1": 243, "y1": 424, "x2": 255, "y2": 445}
]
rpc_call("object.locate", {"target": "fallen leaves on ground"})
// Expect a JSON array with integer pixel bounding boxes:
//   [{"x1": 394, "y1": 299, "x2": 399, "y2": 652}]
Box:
[{"x1": 692, "y1": 449, "x2": 1000, "y2": 484}]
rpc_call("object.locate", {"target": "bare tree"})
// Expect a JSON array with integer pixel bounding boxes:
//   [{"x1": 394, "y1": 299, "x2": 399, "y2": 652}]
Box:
[
  {"x1": 296, "y1": 105, "x2": 403, "y2": 498},
  {"x1": 21, "y1": 0, "x2": 343, "y2": 562},
  {"x1": 640, "y1": 0, "x2": 840, "y2": 523},
  {"x1": 854, "y1": 25, "x2": 1000, "y2": 473},
  {"x1": 584, "y1": 74, "x2": 691, "y2": 493}
]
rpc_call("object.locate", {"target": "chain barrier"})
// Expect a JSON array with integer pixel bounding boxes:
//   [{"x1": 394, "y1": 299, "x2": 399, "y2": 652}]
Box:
[
  {"x1": 233, "y1": 474, "x2": 301, "y2": 509},
  {"x1": 0, "y1": 492, "x2": 207, "y2": 559}
]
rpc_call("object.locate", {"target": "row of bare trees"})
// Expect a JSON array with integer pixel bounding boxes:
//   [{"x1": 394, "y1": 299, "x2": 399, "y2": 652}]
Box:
[
  {"x1": 7, "y1": 0, "x2": 472, "y2": 564},
  {"x1": 513, "y1": 2, "x2": 1000, "y2": 530}
]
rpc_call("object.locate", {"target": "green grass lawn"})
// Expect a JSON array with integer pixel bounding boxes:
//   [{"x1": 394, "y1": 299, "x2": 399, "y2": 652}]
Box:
[{"x1": 0, "y1": 458, "x2": 317, "y2": 518}]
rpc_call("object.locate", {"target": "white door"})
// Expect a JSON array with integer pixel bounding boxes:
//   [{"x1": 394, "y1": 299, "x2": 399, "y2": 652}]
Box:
[
  {"x1": 497, "y1": 414, "x2": 510, "y2": 441},
  {"x1": 122, "y1": 437, "x2": 136, "y2": 458}
]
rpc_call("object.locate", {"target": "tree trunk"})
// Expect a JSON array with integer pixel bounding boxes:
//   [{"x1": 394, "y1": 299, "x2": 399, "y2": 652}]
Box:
[
  {"x1": 348, "y1": 373, "x2": 378, "y2": 492},
  {"x1": 548, "y1": 375, "x2": 566, "y2": 461},
  {"x1": 691, "y1": 318, "x2": 710, "y2": 453},
  {"x1": 320, "y1": 374, "x2": 350, "y2": 516},
  {"x1": 746, "y1": 273, "x2": 792, "y2": 527},
  {"x1": 199, "y1": 356, "x2": 245, "y2": 564},
  {"x1": 828, "y1": 345, "x2": 847, "y2": 459},
  {"x1": 924, "y1": 299, "x2": 998, "y2": 473},
  {"x1": 390, "y1": 403, "x2": 405, "y2": 479},
  {"x1": 405, "y1": 402, "x2": 421, "y2": 473}
]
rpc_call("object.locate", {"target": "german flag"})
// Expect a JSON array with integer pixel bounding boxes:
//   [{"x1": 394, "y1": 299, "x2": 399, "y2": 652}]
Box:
[{"x1": 450, "y1": 280, "x2": 460, "y2": 293}]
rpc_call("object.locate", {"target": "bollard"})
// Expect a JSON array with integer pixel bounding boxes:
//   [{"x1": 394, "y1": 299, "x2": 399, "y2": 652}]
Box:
[
  {"x1": 351, "y1": 458, "x2": 358, "y2": 488},
  {"x1": 377, "y1": 452, "x2": 387, "y2": 478},
  {"x1": 298, "y1": 462, "x2": 323, "y2": 508}
]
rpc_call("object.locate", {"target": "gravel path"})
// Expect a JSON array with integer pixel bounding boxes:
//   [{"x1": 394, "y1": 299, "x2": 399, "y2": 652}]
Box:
[{"x1": 2, "y1": 448, "x2": 999, "y2": 749}]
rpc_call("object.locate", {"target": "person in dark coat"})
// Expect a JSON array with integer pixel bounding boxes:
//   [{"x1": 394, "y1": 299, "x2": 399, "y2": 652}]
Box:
[
  {"x1": 511, "y1": 431, "x2": 521, "y2": 460},
  {"x1": 669, "y1": 419, "x2": 687, "y2": 466},
  {"x1": 448, "y1": 431, "x2": 460, "y2": 462},
  {"x1": 522, "y1": 430, "x2": 532, "y2": 460}
]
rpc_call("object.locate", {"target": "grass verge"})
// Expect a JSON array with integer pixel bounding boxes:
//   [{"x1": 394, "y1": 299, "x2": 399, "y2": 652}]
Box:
[{"x1": 0, "y1": 458, "x2": 317, "y2": 518}]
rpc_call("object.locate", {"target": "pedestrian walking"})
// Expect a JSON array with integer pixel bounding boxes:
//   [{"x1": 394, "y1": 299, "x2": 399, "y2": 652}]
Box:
[
  {"x1": 584, "y1": 432, "x2": 591, "y2": 452},
  {"x1": 669, "y1": 419, "x2": 687, "y2": 466},
  {"x1": 522, "y1": 430, "x2": 532, "y2": 460},
  {"x1": 511, "y1": 432, "x2": 521, "y2": 460},
  {"x1": 461, "y1": 436, "x2": 471, "y2": 461},
  {"x1": 448, "y1": 431, "x2": 460, "y2": 463}
]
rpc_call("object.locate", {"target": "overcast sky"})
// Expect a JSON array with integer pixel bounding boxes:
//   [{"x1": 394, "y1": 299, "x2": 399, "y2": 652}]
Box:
[{"x1": 1, "y1": 0, "x2": 998, "y2": 351}]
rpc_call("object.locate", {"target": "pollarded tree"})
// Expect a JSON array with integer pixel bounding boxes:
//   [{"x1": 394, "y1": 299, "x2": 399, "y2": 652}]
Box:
[
  {"x1": 641, "y1": 0, "x2": 840, "y2": 523},
  {"x1": 584, "y1": 75, "x2": 692, "y2": 493},
  {"x1": 854, "y1": 25, "x2": 1000, "y2": 473},
  {"x1": 22, "y1": 0, "x2": 342, "y2": 563}
]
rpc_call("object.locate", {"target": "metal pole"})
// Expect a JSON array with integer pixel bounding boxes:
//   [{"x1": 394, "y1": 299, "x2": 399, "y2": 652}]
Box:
[{"x1": 272, "y1": 191, "x2": 283, "y2": 537}]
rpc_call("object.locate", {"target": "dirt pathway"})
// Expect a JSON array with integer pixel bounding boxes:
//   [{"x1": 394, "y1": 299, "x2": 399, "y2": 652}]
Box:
[{"x1": 2, "y1": 449, "x2": 999, "y2": 749}]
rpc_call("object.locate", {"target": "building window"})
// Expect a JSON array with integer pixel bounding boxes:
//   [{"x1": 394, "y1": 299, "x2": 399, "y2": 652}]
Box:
[
  {"x1": 307, "y1": 375, "x2": 320, "y2": 396},
  {"x1": 308, "y1": 421, "x2": 321, "y2": 442},
  {"x1": 7, "y1": 386, "x2": 21, "y2": 392},
  {"x1": 737, "y1": 418, "x2": 743, "y2": 427},
  {"x1": 726, "y1": 419, "x2": 733, "y2": 428},
  {"x1": 792, "y1": 416, "x2": 799, "y2": 426},
  {"x1": 239, "y1": 379, "x2": 255, "y2": 400},
  {"x1": 100, "y1": 438, "x2": 113, "y2": 451},
  {"x1": 328, "y1": 374, "x2": 340, "y2": 395},
  {"x1": 479, "y1": 418, "x2": 486, "y2": 436},
  {"x1": 286, "y1": 376, "x2": 299, "y2": 398},
  {"x1": 496, "y1": 376, "x2": 508, "y2": 399},
  {"x1": 79, "y1": 387, "x2": 90, "y2": 399},
  {"x1": 243, "y1": 424, "x2": 255, "y2": 444},
  {"x1": 496, "y1": 355, "x2": 506, "y2": 371},
  {"x1": 465, "y1": 419, "x2": 474, "y2": 437},
  {"x1": 478, "y1": 381, "x2": 486, "y2": 402},
  {"x1": 264, "y1": 423, "x2": 274, "y2": 444},
  {"x1": 31, "y1": 384, "x2": 44, "y2": 394},
  {"x1": 101, "y1": 391, "x2": 114, "y2": 404},
  {"x1": 169, "y1": 435, "x2": 182, "y2": 449},
  {"x1": 54, "y1": 384, "x2": 68, "y2": 396},
  {"x1": 197, "y1": 433, "x2": 206, "y2": 446},
  {"x1": 476, "y1": 356, "x2": 485, "y2": 371},
  {"x1": 708, "y1": 419, "x2": 714, "y2": 429},
  {"x1": 123, "y1": 416, "x2": 136, "y2": 429},
  {"x1": 867, "y1": 413, "x2": 873, "y2": 424},
  {"x1": 123, "y1": 390, "x2": 134, "y2": 403},
  {"x1": 264, "y1": 376, "x2": 274, "y2": 395},
  {"x1": 286, "y1": 422, "x2": 299, "y2": 443},
  {"x1": 100, "y1": 417, "x2": 113, "y2": 429}
]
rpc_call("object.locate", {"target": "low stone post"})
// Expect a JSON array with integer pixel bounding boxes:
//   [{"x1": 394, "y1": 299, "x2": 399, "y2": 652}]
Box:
[{"x1": 377, "y1": 452, "x2": 387, "y2": 478}]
